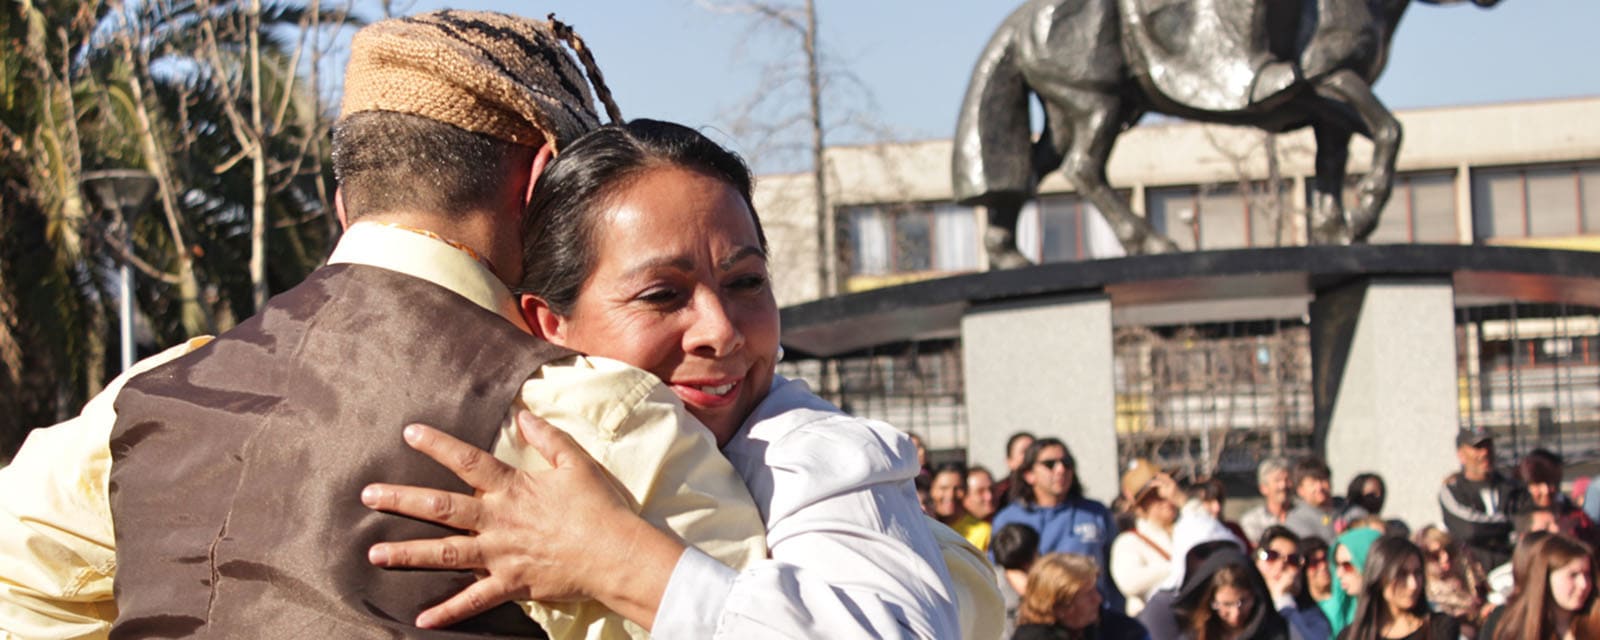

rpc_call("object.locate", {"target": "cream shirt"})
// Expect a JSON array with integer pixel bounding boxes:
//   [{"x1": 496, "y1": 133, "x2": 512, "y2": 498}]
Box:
[{"x1": 0, "y1": 223, "x2": 767, "y2": 640}]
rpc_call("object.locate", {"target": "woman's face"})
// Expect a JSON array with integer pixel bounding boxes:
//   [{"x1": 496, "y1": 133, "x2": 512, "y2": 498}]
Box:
[
  {"x1": 1054, "y1": 584, "x2": 1102, "y2": 630},
  {"x1": 1210, "y1": 584, "x2": 1254, "y2": 629},
  {"x1": 1549, "y1": 557, "x2": 1593, "y2": 612},
  {"x1": 538, "y1": 166, "x2": 779, "y2": 445},
  {"x1": 1382, "y1": 554, "x2": 1424, "y2": 612},
  {"x1": 1306, "y1": 549, "x2": 1332, "y2": 594},
  {"x1": 1336, "y1": 545, "x2": 1364, "y2": 595}
]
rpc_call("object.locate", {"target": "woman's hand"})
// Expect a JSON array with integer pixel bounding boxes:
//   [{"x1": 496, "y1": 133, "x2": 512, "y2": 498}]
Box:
[{"x1": 361, "y1": 411, "x2": 684, "y2": 629}]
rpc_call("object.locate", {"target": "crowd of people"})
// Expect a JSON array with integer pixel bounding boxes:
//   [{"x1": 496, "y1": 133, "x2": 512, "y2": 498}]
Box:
[{"x1": 916, "y1": 429, "x2": 1600, "y2": 639}]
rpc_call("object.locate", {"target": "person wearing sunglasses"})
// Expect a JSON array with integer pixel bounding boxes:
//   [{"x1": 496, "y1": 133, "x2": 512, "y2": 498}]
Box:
[
  {"x1": 994, "y1": 438, "x2": 1127, "y2": 614},
  {"x1": 1341, "y1": 536, "x2": 1460, "y2": 640},
  {"x1": 1325, "y1": 527, "x2": 1383, "y2": 636},
  {"x1": 1302, "y1": 536, "x2": 1335, "y2": 606},
  {"x1": 1412, "y1": 525, "x2": 1488, "y2": 636},
  {"x1": 1174, "y1": 547, "x2": 1291, "y2": 640},
  {"x1": 1257, "y1": 526, "x2": 1333, "y2": 640}
]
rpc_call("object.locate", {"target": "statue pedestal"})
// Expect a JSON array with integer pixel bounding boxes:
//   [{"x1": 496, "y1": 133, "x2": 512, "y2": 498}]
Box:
[
  {"x1": 1311, "y1": 277, "x2": 1461, "y2": 530},
  {"x1": 963, "y1": 294, "x2": 1120, "y2": 504}
]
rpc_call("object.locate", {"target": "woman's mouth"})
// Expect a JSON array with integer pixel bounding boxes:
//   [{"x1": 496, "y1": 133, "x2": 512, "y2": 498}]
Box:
[{"x1": 671, "y1": 379, "x2": 741, "y2": 407}]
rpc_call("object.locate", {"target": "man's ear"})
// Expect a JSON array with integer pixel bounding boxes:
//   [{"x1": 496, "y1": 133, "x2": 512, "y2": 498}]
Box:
[
  {"x1": 519, "y1": 293, "x2": 569, "y2": 344},
  {"x1": 523, "y1": 143, "x2": 556, "y2": 207},
  {"x1": 334, "y1": 187, "x2": 350, "y2": 230}
]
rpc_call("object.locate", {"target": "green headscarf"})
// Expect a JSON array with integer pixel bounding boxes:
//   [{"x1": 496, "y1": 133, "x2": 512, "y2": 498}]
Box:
[{"x1": 1320, "y1": 527, "x2": 1382, "y2": 637}]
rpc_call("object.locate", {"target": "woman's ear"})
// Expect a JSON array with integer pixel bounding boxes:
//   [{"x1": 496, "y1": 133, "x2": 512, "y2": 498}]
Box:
[{"x1": 519, "y1": 294, "x2": 569, "y2": 345}]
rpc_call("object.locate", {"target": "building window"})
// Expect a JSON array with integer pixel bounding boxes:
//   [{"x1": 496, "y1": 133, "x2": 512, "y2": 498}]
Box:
[
  {"x1": 1148, "y1": 182, "x2": 1291, "y2": 250},
  {"x1": 844, "y1": 203, "x2": 979, "y2": 276},
  {"x1": 1472, "y1": 162, "x2": 1600, "y2": 241},
  {"x1": 1365, "y1": 171, "x2": 1458, "y2": 244},
  {"x1": 1015, "y1": 192, "x2": 1129, "y2": 263}
]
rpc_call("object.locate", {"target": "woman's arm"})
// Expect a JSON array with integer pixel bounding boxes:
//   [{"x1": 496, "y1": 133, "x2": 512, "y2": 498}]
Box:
[{"x1": 361, "y1": 415, "x2": 685, "y2": 629}]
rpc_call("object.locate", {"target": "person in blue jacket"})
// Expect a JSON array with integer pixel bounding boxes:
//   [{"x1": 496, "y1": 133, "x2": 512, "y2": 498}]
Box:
[{"x1": 993, "y1": 437, "x2": 1127, "y2": 613}]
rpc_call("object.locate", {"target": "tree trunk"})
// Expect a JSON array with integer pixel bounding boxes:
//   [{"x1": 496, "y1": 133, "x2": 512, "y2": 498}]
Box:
[
  {"x1": 122, "y1": 40, "x2": 212, "y2": 338},
  {"x1": 248, "y1": 0, "x2": 269, "y2": 310},
  {"x1": 804, "y1": 0, "x2": 830, "y2": 299}
]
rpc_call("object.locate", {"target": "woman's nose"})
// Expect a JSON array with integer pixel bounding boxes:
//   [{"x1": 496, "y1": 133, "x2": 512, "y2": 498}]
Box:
[{"x1": 685, "y1": 290, "x2": 745, "y2": 356}]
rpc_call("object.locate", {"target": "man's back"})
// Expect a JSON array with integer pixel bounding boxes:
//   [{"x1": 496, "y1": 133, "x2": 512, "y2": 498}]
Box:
[{"x1": 108, "y1": 264, "x2": 569, "y2": 638}]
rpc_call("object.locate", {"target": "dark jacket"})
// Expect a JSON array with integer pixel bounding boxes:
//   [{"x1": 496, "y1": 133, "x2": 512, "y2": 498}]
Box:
[
  {"x1": 1439, "y1": 471, "x2": 1518, "y2": 569},
  {"x1": 108, "y1": 264, "x2": 570, "y2": 638},
  {"x1": 1173, "y1": 548, "x2": 1292, "y2": 640},
  {"x1": 1011, "y1": 608, "x2": 1149, "y2": 640}
]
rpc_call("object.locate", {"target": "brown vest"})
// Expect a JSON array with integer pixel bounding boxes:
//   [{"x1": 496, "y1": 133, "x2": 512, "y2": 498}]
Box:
[{"x1": 109, "y1": 264, "x2": 571, "y2": 638}]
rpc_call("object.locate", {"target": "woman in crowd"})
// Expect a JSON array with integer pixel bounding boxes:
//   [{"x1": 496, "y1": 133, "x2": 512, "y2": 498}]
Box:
[
  {"x1": 1013, "y1": 553, "x2": 1149, "y2": 640},
  {"x1": 1514, "y1": 449, "x2": 1598, "y2": 547},
  {"x1": 1302, "y1": 536, "x2": 1334, "y2": 606},
  {"x1": 932, "y1": 462, "x2": 994, "y2": 551},
  {"x1": 356, "y1": 120, "x2": 993, "y2": 637},
  {"x1": 1412, "y1": 525, "x2": 1487, "y2": 635},
  {"x1": 1336, "y1": 473, "x2": 1386, "y2": 534},
  {"x1": 1324, "y1": 527, "x2": 1383, "y2": 636},
  {"x1": 996, "y1": 523, "x2": 1043, "y2": 637},
  {"x1": 1110, "y1": 459, "x2": 1179, "y2": 616},
  {"x1": 1479, "y1": 533, "x2": 1600, "y2": 640},
  {"x1": 1340, "y1": 535, "x2": 1459, "y2": 640},
  {"x1": 1173, "y1": 547, "x2": 1291, "y2": 640},
  {"x1": 1256, "y1": 526, "x2": 1332, "y2": 640},
  {"x1": 1137, "y1": 505, "x2": 1245, "y2": 639}
]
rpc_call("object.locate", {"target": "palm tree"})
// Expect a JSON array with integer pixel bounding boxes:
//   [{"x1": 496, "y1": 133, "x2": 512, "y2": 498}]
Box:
[{"x1": 0, "y1": 0, "x2": 351, "y2": 458}]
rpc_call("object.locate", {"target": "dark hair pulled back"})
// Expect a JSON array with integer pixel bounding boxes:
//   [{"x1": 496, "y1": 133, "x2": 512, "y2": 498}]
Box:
[{"x1": 518, "y1": 119, "x2": 766, "y2": 314}]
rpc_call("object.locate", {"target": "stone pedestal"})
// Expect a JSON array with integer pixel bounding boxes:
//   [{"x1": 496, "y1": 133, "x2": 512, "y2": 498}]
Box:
[
  {"x1": 962, "y1": 293, "x2": 1119, "y2": 504},
  {"x1": 1311, "y1": 277, "x2": 1460, "y2": 530}
]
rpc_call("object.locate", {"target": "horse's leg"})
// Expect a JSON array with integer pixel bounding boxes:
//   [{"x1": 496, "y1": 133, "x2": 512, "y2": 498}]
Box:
[
  {"x1": 1309, "y1": 122, "x2": 1353, "y2": 244},
  {"x1": 1312, "y1": 70, "x2": 1402, "y2": 242},
  {"x1": 1041, "y1": 92, "x2": 1177, "y2": 255}
]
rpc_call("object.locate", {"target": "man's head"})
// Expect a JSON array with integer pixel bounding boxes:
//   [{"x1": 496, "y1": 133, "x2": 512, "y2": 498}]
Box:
[
  {"x1": 1019, "y1": 438, "x2": 1079, "y2": 506},
  {"x1": 1005, "y1": 431, "x2": 1035, "y2": 473},
  {"x1": 332, "y1": 11, "x2": 616, "y2": 281},
  {"x1": 1257, "y1": 457, "x2": 1292, "y2": 511},
  {"x1": 1292, "y1": 456, "x2": 1332, "y2": 508},
  {"x1": 1455, "y1": 427, "x2": 1495, "y2": 481}
]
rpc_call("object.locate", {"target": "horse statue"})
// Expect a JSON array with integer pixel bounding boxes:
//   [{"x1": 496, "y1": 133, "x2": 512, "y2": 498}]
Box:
[{"x1": 953, "y1": 0, "x2": 1500, "y2": 269}]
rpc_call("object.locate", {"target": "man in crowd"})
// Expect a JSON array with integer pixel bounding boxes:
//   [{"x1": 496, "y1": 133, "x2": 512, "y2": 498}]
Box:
[
  {"x1": 1240, "y1": 456, "x2": 1293, "y2": 544},
  {"x1": 1439, "y1": 427, "x2": 1517, "y2": 569},
  {"x1": 993, "y1": 430, "x2": 1035, "y2": 512},
  {"x1": 1285, "y1": 456, "x2": 1337, "y2": 543}
]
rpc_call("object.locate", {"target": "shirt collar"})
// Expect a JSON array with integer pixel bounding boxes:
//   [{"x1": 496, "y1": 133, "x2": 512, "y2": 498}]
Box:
[{"x1": 327, "y1": 222, "x2": 527, "y2": 331}]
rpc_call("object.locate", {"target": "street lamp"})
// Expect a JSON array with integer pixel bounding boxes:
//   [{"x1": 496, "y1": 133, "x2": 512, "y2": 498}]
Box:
[{"x1": 81, "y1": 169, "x2": 158, "y2": 373}]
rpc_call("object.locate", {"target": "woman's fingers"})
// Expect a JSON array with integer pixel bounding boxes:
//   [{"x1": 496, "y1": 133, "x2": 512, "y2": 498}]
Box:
[
  {"x1": 360, "y1": 482, "x2": 484, "y2": 531},
  {"x1": 415, "y1": 576, "x2": 516, "y2": 629},
  {"x1": 368, "y1": 534, "x2": 484, "y2": 570},
  {"x1": 402, "y1": 423, "x2": 516, "y2": 492}
]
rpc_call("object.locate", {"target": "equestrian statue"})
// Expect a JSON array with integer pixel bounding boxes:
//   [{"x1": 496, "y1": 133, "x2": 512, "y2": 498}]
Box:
[{"x1": 953, "y1": 0, "x2": 1500, "y2": 269}]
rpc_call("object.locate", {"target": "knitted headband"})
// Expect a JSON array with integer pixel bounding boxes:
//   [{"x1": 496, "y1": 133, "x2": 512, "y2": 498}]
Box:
[{"x1": 339, "y1": 10, "x2": 623, "y2": 151}]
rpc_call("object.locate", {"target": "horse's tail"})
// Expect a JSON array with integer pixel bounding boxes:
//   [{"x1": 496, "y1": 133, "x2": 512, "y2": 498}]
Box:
[{"x1": 952, "y1": 14, "x2": 1035, "y2": 206}]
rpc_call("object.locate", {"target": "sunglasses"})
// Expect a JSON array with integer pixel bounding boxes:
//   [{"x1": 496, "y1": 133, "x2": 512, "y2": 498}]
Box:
[
  {"x1": 1211, "y1": 595, "x2": 1254, "y2": 612},
  {"x1": 1305, "y1": 554, "x2": 1328, "y2": 568},
  {"x1": 1337, "y1": 560, "x2": 1359, "y2": 573},
  {"x1": 1036, "y1": 458, "x2": 1072, "y2": 471},
  {"x1": 1256, "y1": 549, "x2": 1305, "y2": 567}
]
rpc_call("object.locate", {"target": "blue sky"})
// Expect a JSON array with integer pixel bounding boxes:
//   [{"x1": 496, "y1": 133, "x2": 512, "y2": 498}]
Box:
[{"x1": 390, "y1": 0, "x2": 1599, "y2": 171}]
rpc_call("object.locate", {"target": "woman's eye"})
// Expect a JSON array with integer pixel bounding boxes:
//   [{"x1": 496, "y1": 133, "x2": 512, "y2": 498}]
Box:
[
  {"x1": 729, "y1": 273, "x2": 768, "y2": 291},
  {"x1": 638, "y1": 288, "x2": 682, "y2": 304}
]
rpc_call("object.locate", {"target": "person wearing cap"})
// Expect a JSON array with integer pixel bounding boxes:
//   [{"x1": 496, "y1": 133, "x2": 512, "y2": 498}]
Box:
[
  {"x1": 0, "y1": 11, "x2": 773, "y2": 638},
  {"x1": 1108, "y1": 458, "x2": 1180, "y2": 616},
  {"x1": 1438, "y1": 427, "x2": 1517, "y2": 570}
]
